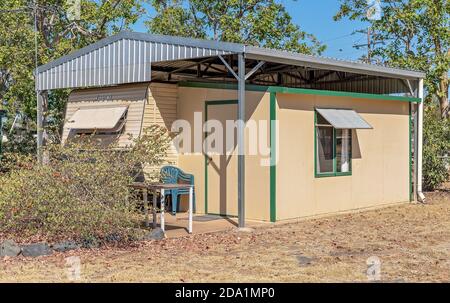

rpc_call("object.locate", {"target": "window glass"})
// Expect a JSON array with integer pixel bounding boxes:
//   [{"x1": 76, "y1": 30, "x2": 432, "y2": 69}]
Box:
[
  {"x1": 316, "y1": 126, "x2": 333, "y2": 173},
  {"x1": 336, "y1": 129, "x2": 352, "y2": 173},
  {"x1": 315, "y1": 111, "x2": 353, "y2": 176}
]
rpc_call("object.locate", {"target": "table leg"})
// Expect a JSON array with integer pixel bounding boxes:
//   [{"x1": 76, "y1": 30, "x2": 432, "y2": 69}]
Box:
[
  {"x1": 143, "y1": 189, "x2": 149, "y2": 227},
  {"x1": 160, "y1": 189, "x2": 165, "y2": 232},
  {"x1": 188, "y1": 186, "x2": 193, "y2": 234},
  {"x1": 152, "y1": 189, "x2": 157, "y2": 229}
]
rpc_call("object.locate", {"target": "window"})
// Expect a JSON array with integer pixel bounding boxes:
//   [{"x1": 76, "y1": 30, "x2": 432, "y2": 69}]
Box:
[
  {"x1": 69, "y1": 113, "x2": 127, "y2": 147},
  {"x1": 74, "y1": 114, "x2": 126, "y2": 136},
  {"x1": 315, "y1": 111, "x2": 352, "y2": 177}
]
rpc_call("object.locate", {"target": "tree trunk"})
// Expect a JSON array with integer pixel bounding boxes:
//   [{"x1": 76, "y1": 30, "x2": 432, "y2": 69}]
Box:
[
  {"x1": 42, "y1": 91, "x2": 50, "y2": 165},
  {"x1": 439, "y1": 71, "x2": 449, "y2": 119},
  {"x1": 42, "y1": 90, "x2": 49, "y2": 146}
]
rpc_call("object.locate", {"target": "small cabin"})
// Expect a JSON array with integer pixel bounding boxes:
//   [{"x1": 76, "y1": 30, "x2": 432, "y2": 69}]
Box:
[{"x1": 37, "y1": 32, "x2": 425, "y2": 223}]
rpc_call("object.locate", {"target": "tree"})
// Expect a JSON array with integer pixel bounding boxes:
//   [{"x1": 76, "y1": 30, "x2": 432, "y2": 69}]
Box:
[
  {"x1": 335, "y1": 0, "x2": 449, "y2": 118},
  {"x1": 0, "y1": 0, "x2": 145, "y2": 153},
  {"x1": 146, "y1": 0, "x2": 326, "y2": 55},
  {"x1": 423, "y1": 102, "x2": 450, "y2": 190}
]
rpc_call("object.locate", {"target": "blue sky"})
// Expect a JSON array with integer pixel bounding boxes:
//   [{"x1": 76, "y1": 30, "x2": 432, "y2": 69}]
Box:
[{"x1": 131, "y1": 0, "x2": 369, "y2": 61}]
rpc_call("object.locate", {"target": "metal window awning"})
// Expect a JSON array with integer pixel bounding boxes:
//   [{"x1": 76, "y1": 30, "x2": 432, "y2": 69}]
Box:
[
  {"x1": 67, "y1": 106, "x2": 128, "y2": 130},
  {"x1": 316, "y1": 108, "x2": 372, "y2": 129}
]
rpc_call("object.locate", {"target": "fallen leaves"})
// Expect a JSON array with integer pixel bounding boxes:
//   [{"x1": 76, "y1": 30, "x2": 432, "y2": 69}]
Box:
[{"x1": 1, "y1": 191, "x2": 450, "y2": 282}]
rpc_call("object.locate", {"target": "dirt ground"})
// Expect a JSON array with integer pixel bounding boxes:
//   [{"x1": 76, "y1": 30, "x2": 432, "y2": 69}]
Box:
[{"x1": 1, "y1": 190, "x2": 450, "y2": 282}]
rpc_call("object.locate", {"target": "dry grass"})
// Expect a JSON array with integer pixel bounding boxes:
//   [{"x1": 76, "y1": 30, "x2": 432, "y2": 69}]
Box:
[{"x1": 1, "y1": 190, "x2": 450, "y2": 282}]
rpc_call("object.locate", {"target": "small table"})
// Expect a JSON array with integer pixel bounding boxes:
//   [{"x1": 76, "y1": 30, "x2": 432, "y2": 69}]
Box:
[{"x1": 129, "y1": 182, "x2": 194, "y2": 234}]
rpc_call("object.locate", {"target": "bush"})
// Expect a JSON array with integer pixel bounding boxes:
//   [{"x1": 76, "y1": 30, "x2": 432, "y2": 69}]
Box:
[
  {"x1": 423, "y1": 105, "x2": 450, "y2": 191},
  {"x1": 0, "y1": 125, "x2": 170, "y2": 243},
  {"x1": 0, "y1": 152, "x2": 34, "y2": 174}
]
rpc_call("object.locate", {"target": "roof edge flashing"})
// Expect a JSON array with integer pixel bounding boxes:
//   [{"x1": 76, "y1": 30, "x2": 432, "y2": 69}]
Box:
[
  {"x1": 245, "y1": 46, "x2": 425, "y2": 80},
  {"x1": 267, "y1": 86, "x2": 421, "y2": 103}
]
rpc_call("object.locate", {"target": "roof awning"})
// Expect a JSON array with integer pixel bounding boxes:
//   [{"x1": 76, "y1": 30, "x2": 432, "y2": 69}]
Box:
[
  {"x1": 316, "y1": 108, "x2": 372, "y2": 129},
  {"x1": 67, "y1": 106, "x2": 128, "y2": 130}
]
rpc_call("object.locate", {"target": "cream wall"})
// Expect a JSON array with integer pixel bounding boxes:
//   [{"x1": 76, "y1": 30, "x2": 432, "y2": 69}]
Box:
[
  {"x1": 177, "y1": 87, "x2": 271, "y2": 221},
  {"x1": 64, "y1": 82, "x2": 179, "y2": 169},
  {"x1": 65, "y1": 83, "x2": 410, "y2": 222},
  {"x1": 275, "y1": 93, "x2": 410, "y2": 220},
  {"x1": 143, "y1": 83, "x2": 179, "y2": 165},
  {"x1": 63, "y1": 83, "x2": 148, "y2": 146}
]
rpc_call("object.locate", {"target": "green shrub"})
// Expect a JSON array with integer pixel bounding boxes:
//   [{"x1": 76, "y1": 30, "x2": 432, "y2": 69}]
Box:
[
  {"x1": 0, "y1": 125, "x2": 170, "y2": 242},
  {"x1": 423, "y1": 105, "x2": 450, "y2": 191},
  {"x1": 0, "y1": 152, "x2": 35, "y2": 174}
]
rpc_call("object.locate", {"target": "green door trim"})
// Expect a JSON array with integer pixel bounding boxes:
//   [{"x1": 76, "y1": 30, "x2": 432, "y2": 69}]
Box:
[
  {"x1": 204, "y1": 100, "x2": 238, "y2": 216},
  {"x1": 270, "y1": 92, "x2": 277, "y2": 222},
  {"x1": 409, "y1": 102, "x2": 413, "y2": 202}
]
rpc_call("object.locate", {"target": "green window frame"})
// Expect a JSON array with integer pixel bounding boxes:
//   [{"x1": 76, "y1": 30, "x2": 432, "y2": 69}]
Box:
[{"x1": 314, "y1": 110, "x2": 352, "y2": 178}]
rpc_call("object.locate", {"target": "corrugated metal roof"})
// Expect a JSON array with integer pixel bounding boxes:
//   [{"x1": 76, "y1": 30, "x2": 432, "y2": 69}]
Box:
[
  {"x1": 36, "y1": 31, "x2": 425, "y2": 91},
  {"x1": 245, "y1": 46, "x2": 425, "y2": 80},
  {"x1": 316, "y1": 108, "x2": 373, "y2": 129},
  {"x1": 36, "y1": 32, "x2": 235, "y2": 91}
]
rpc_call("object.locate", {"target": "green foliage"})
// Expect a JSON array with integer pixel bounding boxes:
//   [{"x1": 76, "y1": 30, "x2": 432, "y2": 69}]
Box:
[
  {"x1": 0, "y1": 151, "x2": 35, "y2": 174},
  {"x1": 423, "y1": 103, "x2": 450, "y2": 190},
  {"x1": 1, "y1": 113, "x2": 38, "y2": 155},
  {"x1": 335, "y1": 0, "x2": 449, "y2": 118},
  {"x1": 128, "y1": 125, "x2": 174, "y2": 181},
  {"x1": 0, "y1": 125, "x2": 170, "y2": 242},
  {"x1": 0, "y1": 0, "x2": 145, "y2": 152},
  {"x1": 146, "y1": 0, "x2": 326, "y2": 55},
  {"x1": 335, "y1": 0, "x2": 450, "y2": 189}
]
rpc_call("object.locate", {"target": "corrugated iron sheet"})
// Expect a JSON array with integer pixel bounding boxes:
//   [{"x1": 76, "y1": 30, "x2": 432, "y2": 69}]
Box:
[
  {"x1": 254, "y1": 71, "x2": 415, "y2": 95},
  {"x1": 36, "y1": 32, "x2": 424, "y2": 93},
  {"x1": 316, "y1": 108, "x2": 373, "y2": 129},
  {"x1": 37, "y1": 36, "x2": 232, "y2": 90}
]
